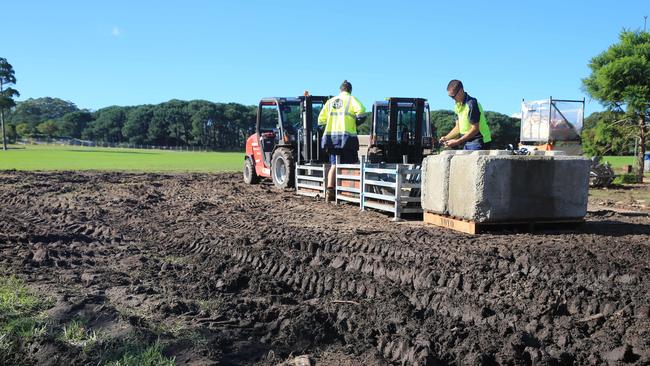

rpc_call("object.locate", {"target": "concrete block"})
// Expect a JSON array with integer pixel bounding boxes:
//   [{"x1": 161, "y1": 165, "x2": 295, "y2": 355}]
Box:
[
  {"x1": 531, "y1": 150, "x2": 566, "y2": 156},
  {"x1": 447, "y1": 155, "x2": 590, "y2": 222},
  {"x1": 469, "y1": 150, "x2": 514, "y2": 156},
  {"x1": 421, "y1": 150, "x2": 472, "y2": 214}
]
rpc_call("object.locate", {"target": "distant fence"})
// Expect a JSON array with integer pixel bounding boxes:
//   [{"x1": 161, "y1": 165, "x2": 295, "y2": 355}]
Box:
[{"x1": 17, "y1": 137, "x2": 235, "y2": 152}]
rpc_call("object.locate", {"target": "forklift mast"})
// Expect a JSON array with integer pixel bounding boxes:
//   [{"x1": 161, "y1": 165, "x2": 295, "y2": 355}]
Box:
[{"x1": 297, "y1": 95, "x2": 329, "y2": 164}]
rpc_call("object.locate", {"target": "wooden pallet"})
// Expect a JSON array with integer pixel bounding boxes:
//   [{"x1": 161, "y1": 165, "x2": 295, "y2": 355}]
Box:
[{"x1": 423, "y1": 211, "x2": 585, "y2": 235}]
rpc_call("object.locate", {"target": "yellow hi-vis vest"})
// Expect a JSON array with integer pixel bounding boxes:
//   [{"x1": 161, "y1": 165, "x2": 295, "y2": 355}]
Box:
[
  {"x1": 318, "y1": 91, "x2": 366, "y2": 150},
  {"x1": 455, "y1": 96, "x2": 492, "y2": 143}
]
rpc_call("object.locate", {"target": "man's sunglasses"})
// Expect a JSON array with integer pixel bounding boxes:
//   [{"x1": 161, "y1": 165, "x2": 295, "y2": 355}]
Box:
[{"x1": 449, "y1": 88, "x2": 460, "y2": 99}]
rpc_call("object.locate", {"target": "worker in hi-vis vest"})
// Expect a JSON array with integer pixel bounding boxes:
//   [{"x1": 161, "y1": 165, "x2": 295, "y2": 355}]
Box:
[
  {"x1": 318, "y1": 80, "x2": 366, "y2": 202},
  {"x1": 439, "y1": 79, "x2": 492, "y2": 150}
]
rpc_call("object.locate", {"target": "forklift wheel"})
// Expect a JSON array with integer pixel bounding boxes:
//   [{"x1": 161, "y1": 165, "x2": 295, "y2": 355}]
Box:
[
  {"x1": 243, "y1": 157, "x2": 259, "y2": 184},
  {"x1": 271, "y1": 148, "x2": 295, "y2": 189}
]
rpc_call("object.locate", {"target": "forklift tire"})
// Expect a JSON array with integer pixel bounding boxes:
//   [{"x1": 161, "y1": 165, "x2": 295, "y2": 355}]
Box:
[
  {"x1": 243, "y1": 156, "x2": 259, "y2": 184},
  {"x1": 367, "y1": 146, "x2": 385, "y2": 164},
  {"x1": 271, "y1": 148, "x2": 295, "y2": 189}
]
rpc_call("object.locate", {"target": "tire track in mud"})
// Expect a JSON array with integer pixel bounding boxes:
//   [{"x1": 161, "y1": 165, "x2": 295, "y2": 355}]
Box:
[
  {"x1": 176, "y1": 180, "x2": 648, "y2": 364},
  {"x1": 134, "y1": 175, "x2": 650, "y2": 364},
  {"x1": 0, "y1": 171, "x2": 648, "y2": 365},
  {"x1": 148, "y1": 186, "x2": 479, "y2": 363},
  {"x1": 171, "y1": 213, "x2": 643, "y2": 364}
]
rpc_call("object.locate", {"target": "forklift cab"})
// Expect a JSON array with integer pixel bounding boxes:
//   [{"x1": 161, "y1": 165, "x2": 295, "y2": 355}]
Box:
[
  {"x1": 255, "y1": 96, "x2": 329, "y2": 166},
  {"x1": 248, "y1": 95, "x2": 329, "y2": 180},
  {"x1": 369, "y1": 98, "x2": 432, "y2": 164},
  {"x1": 256, "y1": 97, "x2": 300, "y2": 166}
]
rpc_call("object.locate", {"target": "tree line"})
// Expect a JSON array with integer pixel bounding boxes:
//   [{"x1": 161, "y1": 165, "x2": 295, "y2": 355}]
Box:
[
  {"x1": 5, "y1": 94, "x2": 635, "y2": 153},
  {"x1": 3, "y1": 95, "x2": 525, "y2": 149},
  {"x1": 4, "y1": 97, "x2": 256, "y2": 149}
]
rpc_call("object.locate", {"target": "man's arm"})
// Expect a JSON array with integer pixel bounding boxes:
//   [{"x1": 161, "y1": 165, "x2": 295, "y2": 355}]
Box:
[
  {"x1": 318, "y1": 100, "x2": 329, "y2": 126},
  {"x1": 350, "y1": 96, "x2": 366, "y2": 116},
  {"x1": 440, "y1": 120, "x2": 460, "y2": 143},
  {"x1": 445, "y1": 99, "x2": 481, "y2": 146},
  {"x1": 452, "y1": 124, "x2": 479, "y2": 145}
]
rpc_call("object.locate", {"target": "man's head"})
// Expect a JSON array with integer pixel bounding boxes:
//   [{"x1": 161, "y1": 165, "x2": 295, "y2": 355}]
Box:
[
  {"x1": 340, "y1": 80, "x2": 352, "y2": 93},
  {"x1": 447, "y1": 79, "x2": 464, "y2": 103}
]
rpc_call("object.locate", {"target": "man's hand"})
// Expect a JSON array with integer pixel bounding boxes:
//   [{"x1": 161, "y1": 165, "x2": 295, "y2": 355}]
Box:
[
  {"x1": 439, "y1": 136, "x2": 448, "y2": 144},
  {"x1": 444, "y1": 138, "x2": 460, "y2": 148}
]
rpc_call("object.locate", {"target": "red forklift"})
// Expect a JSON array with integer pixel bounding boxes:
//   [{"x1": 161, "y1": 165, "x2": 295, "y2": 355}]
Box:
[{"x1": 243, "y1": 95, "x2": 330, "y2": 189}]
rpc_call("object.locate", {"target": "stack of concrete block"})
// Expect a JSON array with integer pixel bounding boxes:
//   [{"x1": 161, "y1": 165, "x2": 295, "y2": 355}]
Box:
[
  {"x1": 421, "y1": 150, "x2": 470, "y2": 215},
  {"x1": 421, "y1": 150, "x2": 590, "y2": 222}
]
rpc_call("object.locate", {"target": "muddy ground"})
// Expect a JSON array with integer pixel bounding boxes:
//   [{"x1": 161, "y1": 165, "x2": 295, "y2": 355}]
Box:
[
  {"x1": 589, "y1": 182, "x2": 650, "y2": 214},
  {"x1": 0, "y1": 171, "x2": 648, "y2": 365}
]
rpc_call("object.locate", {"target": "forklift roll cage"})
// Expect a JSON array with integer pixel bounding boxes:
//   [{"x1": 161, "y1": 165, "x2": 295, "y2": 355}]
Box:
[
  {"x1": 370, "y1": 97, "x2": 431, "y2": 164},
  {"x1": 255, "y1": 95, "x2": 330, "y2": 164}
]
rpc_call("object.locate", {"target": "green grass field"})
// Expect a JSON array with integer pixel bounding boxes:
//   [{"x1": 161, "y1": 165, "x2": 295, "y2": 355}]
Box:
[
  {"x1": 602, "y1": 156, "x2": 636, "y2": 169},
  {"x1": 1, "y1": 145, "x2": 646, "y2": 176},
  {"x1": 602, "y1": 155, "x2": 649, "y2": 177},
  {"x1": 0, "y1": 144, "x2": 244, "y2": 172}
]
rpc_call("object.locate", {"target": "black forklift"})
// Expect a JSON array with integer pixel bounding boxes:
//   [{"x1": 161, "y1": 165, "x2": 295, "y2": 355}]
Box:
[
  {"x1": 357, "y1": 98, "x2": 433, "y2": 217},
  {"x1": 243, "y1": 95, "x2": 330, "y2": 189},
  {"x1": 366, "y1": 97, "x2": 433, "y2": 164}
]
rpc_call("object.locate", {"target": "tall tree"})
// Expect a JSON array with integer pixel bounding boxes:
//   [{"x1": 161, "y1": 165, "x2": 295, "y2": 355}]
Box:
[
  {"x1": 583, "y1": 30, "x2": 650, "y2": 181},
  {"x1": 84, "y1": 106, "x2": 128, "y2": 142},
  {"x1": 148, "y1": 106, "x2": 172, "y2": 145},
  {"x1": 60, "y1": 110, "x2": 93, "y2": 138},
  {"x1": 15, "y1": 123, "x2": 32, "y2": 138},
  {"x1": 37, "y1": 120, "x2": 59, "y2": 137},
  {"x1": 187, "y1": 100, "x2": 219, "y2": 146},
  {"x1": 0, "y1": 57, "x2": 20, "y2": 151},
  {"x1": 7, "y1": 97, "x2": 78, "y2": 128},
  {"x1": 162, "y1": 100, "x2": 190, "y2": 146},
  {"x1": 123, "y1": 105, "x2": 154, "y2": 144},
  {"x1": 581, "y1": 111, "x2": 635, "y2": 156},
  {"x1": 223, "y1": 103, "x2": 255, "y2": 148}
]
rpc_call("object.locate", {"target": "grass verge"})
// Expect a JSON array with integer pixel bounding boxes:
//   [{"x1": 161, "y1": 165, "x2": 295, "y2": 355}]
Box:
[
  {"x1": 0, "y1": 276, "x2": 52, "y2": 364},
  {"x1": 60, "y1": 318, "x2": 99, "y2": 351},
  {"x1": 0, "y1": 144, "x2": 243, "y2": 172},
  {"x1": 106, "y1": 341, "x2": 175, "y2": 366}
]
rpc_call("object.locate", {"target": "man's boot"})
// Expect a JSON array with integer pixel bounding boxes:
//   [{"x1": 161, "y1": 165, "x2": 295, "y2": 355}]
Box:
[{"x1": 325, "y1": 187, "x2": 335, "y2": 202}]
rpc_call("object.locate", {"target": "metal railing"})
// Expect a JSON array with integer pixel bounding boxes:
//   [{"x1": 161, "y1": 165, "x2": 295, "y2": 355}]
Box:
[
  {"x1": 335, "y1": 155, "x2": 364, "y2": 205},
  {"x1": 294, "y1": 154, "x2": 423, "y2": 220},
  {"x1": 362, "y1": 161, "x2": 422, "y2": 220},
  {"x1": 295, "y1": 163, "x2": 330, "y2": 198}
]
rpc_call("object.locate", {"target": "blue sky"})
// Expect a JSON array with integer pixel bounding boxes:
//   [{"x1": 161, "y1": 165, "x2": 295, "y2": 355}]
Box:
[{"x1": 3, "y1": 1, "x2": 648, "y2": 117}]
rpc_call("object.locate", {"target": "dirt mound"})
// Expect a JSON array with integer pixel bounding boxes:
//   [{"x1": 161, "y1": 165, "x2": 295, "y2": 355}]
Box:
[{"x1": 0, "y1": 171, "x2": 648, "y2": 365}]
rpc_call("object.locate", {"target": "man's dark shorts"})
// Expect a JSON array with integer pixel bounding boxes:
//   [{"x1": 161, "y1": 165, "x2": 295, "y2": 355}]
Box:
[
  {"x1": 463, "y1": 138, "x2": 490, "y2": 151},
  {"x1": 328, "y1": 149, "x2": 359, "y2": 164}
]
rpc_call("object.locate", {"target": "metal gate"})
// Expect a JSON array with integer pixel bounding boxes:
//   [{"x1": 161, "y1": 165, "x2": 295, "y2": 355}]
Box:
[
  {"x1": 362, "y1": 163, "x2": 422, "y2": 220},
  {"x1": 295, "y1": 163, "x2": 330, "y2": 198}
]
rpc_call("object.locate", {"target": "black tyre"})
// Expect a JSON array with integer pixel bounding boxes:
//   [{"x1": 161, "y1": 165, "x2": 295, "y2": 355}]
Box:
[
  {"x1": 271, "y1": 148, "x2": 295, "y2": 189},
  {"x1": 243, "y1": 156, "x2": 259, "y2": 184}
]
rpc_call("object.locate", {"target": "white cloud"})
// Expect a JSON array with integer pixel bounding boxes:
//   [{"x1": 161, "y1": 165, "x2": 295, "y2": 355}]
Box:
[
  {"x1": 112, "y1": 26, "x2": 122, "y2": 37},
  {"x1": 511, "y1": 112, "x2": 522, "y2": 119}
]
